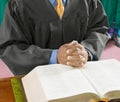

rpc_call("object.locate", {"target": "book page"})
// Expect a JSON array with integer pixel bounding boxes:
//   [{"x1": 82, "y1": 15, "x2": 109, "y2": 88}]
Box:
[
  {"x1": 39, "y1": 69, "x2": 98, "y2": 100},
  {"x1": 22, "y1": 70, "x2": 48, "y2": 102},
  {"x1": 22, "y1": 64, "x2": 98, "y2": 102},
  {"x1": 81, "y1": 59, "x2": 120, "y2": 98}
]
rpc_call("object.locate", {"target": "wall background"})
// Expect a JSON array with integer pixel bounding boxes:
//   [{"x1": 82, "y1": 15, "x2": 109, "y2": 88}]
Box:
[
  {"x1": 101, "y1": 0, "x2": 120, "y2": 28},
  {"x1": 0, "y1": 0, "x2": 8, "y2": 26}
]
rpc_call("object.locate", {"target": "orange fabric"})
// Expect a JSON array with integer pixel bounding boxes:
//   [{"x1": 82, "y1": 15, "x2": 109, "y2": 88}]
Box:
[{"x1": 55, "y1": 0, "x2": 64, "y2": 19}]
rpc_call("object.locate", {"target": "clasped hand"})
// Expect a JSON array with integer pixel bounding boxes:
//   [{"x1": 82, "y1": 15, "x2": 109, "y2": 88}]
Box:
[{"x1": 57, "y1": 41, "x2": 88, "y2": 68}]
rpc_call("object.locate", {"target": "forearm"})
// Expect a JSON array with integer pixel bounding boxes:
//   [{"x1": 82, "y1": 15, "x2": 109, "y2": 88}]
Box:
[
  {"x1": 81, "y1": 32, "x2": 109, "y2": 60},
  {"x1": 0, "y1": 0, "x2": 53, "y2": 75},
  {"x1": 81, "y1": 0, "x2": 109, "y2": 60},
  {"x1": 1, "y1": 44, "x2": 52, "y2": 75}
]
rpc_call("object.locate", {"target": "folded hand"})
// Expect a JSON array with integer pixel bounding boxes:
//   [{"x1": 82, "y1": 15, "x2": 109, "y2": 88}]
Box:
[{"x1": 57, "y1": 41, "x2": 88, "y2": 68}]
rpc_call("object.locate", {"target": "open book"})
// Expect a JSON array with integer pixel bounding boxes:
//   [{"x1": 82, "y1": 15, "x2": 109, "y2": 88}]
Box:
[{"x1": 21, "y1": 59, "x2": 120, "y2": 102}]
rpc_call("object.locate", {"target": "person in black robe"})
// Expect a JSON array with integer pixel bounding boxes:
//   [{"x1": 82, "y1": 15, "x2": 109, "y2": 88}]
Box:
[{"x1": 0, "y1": 0, "x2": 109, "y2": 75}]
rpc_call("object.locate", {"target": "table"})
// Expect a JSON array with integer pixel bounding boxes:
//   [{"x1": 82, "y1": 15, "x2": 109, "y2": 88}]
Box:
[
  {"x1": 0, "y1": 75, "x2": 26, "y2": 102},
  {"x1": 0, "y1": 77, "x2": 15, "y2": 102}
]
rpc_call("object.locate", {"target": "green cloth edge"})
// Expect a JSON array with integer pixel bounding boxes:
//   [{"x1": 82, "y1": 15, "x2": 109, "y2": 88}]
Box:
[{"x1": 11, "y1": 77, "x2": 26, "y2": 102}]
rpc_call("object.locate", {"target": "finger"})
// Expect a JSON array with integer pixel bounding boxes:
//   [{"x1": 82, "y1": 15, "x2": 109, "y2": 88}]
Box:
[
  {"x1": 67, "y1": 45, "x2": 84, "y2": 54},
  {"x1": 67, "y1": 42, "x2": 85, "y2": 50},
  {"x1": 67, "y1": 55, "x2": 86, "y2": 62},
  {"x1": 66, "y1": 43, "x2": 86, "y2": 54},
  {"x1": 69, "y1": 50, "x2": 88, "y2": 64},
  {"x1": 67, "y1": 45, "x2": 83, "y2": 51},
  {"x1": 66, "y1": 61, "x2": 84, "y2": 68},
  {"x1": 67, "y1": 55, "x2": 80, "y2": 61},
  {"x1": 70, "y1": 50, "x2": 85, "y2": 56},
  {"x1": 66, "y1": 46, "x2": 80, "y2": 54},
  {"x1": 65, "y1": 41, "x2": 78, "y2": 48},
  {"x1": 76, "y1": 45, "x2": 83, "y2": 50},
  {"x1": 68, "y1": 40, "x2": 78, "y2": 46},
  {"x1": 74, "y1": 43, "x2": 85, "y2": 50},
  {"x1": 65, "y1": 41, "x2": 81, "y2": 49},
  {"x1": 66, "y1": 44, "x2": 84, "y2": 53},
  {"x1": 74, "y1": 49, "x2": 88, "y2": 58},
  {"x1": 67, "y1": 55, "x2": 86, "y2": 66}
]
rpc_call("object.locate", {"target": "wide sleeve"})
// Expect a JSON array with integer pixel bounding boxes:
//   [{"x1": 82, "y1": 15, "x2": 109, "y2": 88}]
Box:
[
  {"x1": 0, "y1": 0, "x2": 52, "y2": 75},
  {"x1": 81, "y1": 0, "x2": 110, "y2": 60}
]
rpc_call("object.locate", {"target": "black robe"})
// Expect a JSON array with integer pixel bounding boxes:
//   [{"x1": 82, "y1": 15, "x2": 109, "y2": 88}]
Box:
[{"x1": 0, "y1": 0, "x2": 109, "y2": 75}]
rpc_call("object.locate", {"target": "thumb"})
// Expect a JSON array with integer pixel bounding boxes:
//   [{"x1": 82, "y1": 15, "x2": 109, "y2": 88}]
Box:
[{"x1": 69, "y1": 40, "x2": 78, "y2": 46}]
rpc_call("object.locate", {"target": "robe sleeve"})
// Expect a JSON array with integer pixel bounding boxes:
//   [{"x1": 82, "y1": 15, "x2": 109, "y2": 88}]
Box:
[
  {"x1": 0, "y1": 0, "x2": 52, "y2": 75},
  {"x1": 81, "y1": 0, "x2": 110, "y2": 60}
]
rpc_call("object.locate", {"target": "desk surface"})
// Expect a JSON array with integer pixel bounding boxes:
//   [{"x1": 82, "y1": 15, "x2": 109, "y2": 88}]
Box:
[
  {"x1": 0, "y1": 77, "x2": 15, "y2": 102},
  {"x1": 0, "y1": 76, "x2": 25, "y2": 102}
]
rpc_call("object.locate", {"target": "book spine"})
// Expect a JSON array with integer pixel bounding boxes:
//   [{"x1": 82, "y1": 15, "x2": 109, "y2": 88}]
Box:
[{"x1": 89, "y1": 98, "x2": 108, "y2": 102}]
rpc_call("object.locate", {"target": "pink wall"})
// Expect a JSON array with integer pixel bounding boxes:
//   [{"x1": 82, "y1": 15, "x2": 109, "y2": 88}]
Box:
[{"x1": 0, "y1": 59, "x2": 14, "y2": 78}]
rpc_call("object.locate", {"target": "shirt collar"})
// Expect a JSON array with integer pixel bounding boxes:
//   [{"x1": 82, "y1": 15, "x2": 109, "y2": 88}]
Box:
[
  {"x1": 49, "y1": 0, "x2": 56, "y2": 5},
  {"x1": 49, "y1": 0, "x2": 66, "y2": 6}
]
